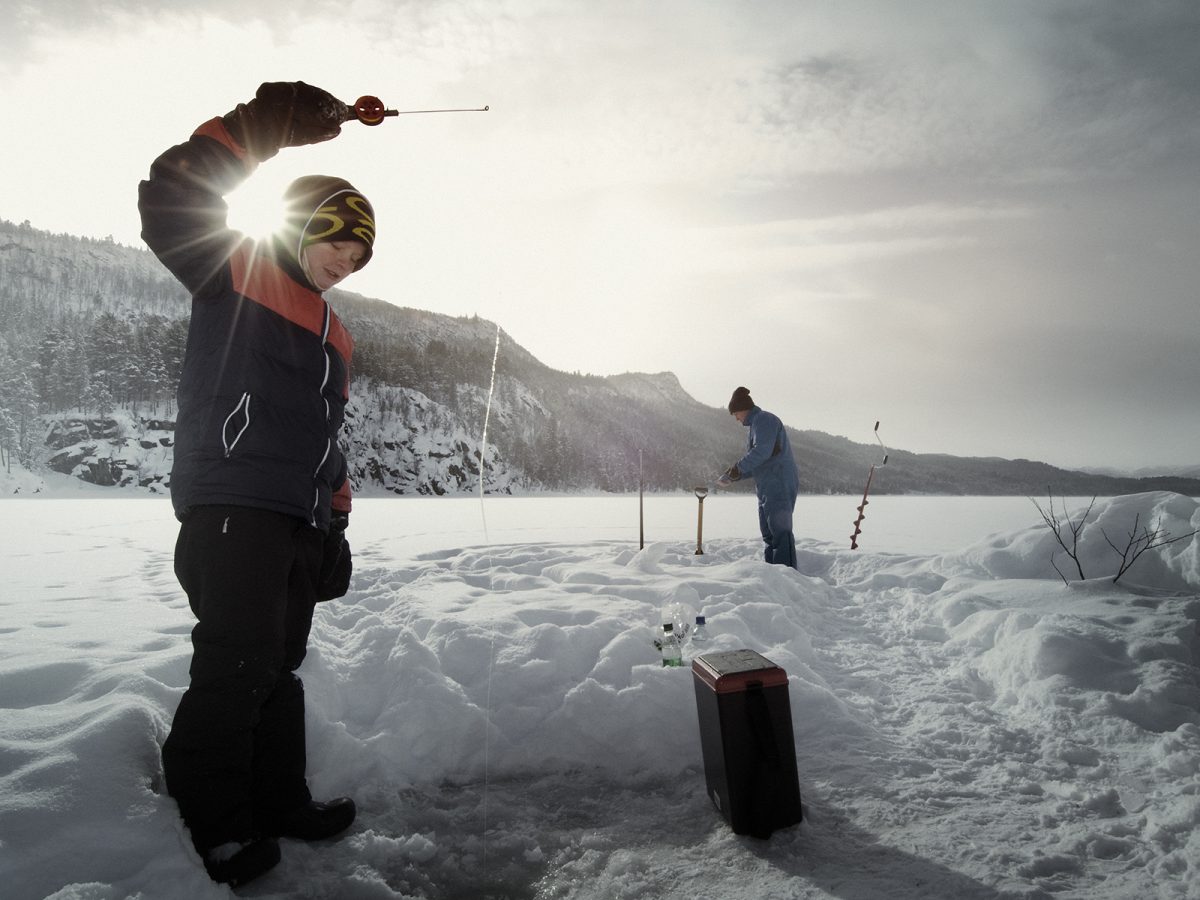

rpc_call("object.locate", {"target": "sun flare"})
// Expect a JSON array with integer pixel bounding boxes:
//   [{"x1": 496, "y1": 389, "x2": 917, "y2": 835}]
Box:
[{"x1": 224, "y1": 178, "x2": 288, "y2": 243}]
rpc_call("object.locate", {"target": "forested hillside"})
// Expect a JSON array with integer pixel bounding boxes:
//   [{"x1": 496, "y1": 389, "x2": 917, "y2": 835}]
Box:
[
  {"x1": 3, "y1": 218, "x2": 1198, "y2": 498},
  {"x1": 0, "y1": 218, "x2": 740, "y2": 495}
]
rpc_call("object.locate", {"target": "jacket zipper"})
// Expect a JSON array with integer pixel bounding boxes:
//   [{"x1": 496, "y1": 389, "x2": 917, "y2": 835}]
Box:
[
  {"x1": 222, "y1": 393, "x2": 252, "y2": 458},
  {"x1": 311, "y1": 302, "x2": 334, "y2": 525}
]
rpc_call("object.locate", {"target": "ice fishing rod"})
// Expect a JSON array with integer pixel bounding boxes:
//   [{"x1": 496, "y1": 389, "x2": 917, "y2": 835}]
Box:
[
  {"x1": 850, "y1": 421, "x2": 888, "y2": 550},
  {"x1": 344, "y1": 95, "x2": 490, "y2": 126}
]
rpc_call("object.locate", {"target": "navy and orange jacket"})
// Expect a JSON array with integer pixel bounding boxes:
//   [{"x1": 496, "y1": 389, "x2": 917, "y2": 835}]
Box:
[{"x1": 138, "y1": 117, "x2": 353, "y2": 531}]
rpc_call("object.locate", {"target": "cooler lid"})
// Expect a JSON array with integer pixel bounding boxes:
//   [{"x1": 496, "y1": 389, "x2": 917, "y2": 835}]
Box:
[{"x1": 691, "y1": 649, "x2": 788, "y2": 693}]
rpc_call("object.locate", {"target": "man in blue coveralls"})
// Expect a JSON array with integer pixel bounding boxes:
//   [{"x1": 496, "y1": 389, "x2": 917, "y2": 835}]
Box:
[{"x1": 718, "y1": 387, "x2": 800, "y2": 569}]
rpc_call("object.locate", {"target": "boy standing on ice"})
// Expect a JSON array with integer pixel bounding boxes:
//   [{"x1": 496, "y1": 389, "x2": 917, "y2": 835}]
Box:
[
  {"x1": 139, "y1": 81, "x2": 369, "y2": 886},
  {"x1": 718, "y1": 387, "x2": 800, "y2": 569}
]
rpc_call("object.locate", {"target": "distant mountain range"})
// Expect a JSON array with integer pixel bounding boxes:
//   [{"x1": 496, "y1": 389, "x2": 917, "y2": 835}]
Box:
[
  {"x1": 1081, "y1": 464, "x2": 1200, "y2": 480},
  {"x1": 3, "y1": 217, "x2": 1199, "y2": 497}
]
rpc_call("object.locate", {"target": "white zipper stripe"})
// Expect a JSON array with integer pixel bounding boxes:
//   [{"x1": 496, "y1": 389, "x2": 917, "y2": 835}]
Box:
[
  {"x1": 312, "y1": 302, "x2": 335, "y2": 525},
  {"x1": 222, "y1": 393, "x2": 251, "y2": 458}
]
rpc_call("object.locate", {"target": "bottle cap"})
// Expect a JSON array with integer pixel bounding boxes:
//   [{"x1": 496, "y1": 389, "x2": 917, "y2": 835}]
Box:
[
  {"x1": 663, "y1": 623, "x2": 674, "y2": 632},
  {"x1": 696, "y1": 615, "x2": 706, "y2": 625}
]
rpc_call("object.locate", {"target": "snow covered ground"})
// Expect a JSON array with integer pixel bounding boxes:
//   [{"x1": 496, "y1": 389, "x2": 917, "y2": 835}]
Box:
[{"x1": 1, "y1": 491, "x2": 1198, "y2": 899}]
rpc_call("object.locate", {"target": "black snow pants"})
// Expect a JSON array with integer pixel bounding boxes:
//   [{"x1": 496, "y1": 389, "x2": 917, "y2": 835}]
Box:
[{"x1": 162, "y1": 504, "x2": 324, "y2": 852}]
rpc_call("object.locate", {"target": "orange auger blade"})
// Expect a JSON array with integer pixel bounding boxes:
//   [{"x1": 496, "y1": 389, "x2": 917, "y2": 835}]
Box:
[{"x1": 850, "y1": 421, "x2": 889, "y2": 549}]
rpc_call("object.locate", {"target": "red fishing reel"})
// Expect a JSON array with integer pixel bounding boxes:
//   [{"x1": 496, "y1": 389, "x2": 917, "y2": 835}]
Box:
[
  {"x1": 350, "y1": 96, "x2": 392, "y2": 126},
  {"x1": 345, "y1": 95, "x2": 489, "y2": 125}
]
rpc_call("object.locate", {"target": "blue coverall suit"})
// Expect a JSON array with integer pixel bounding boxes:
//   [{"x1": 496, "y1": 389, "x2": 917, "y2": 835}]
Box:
[{"x1": 734, "y1": 406, "x2": 799, "y2": 568}]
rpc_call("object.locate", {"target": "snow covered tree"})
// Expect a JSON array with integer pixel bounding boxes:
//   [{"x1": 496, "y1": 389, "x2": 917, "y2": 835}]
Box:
[{"x1": 0, "y1": 337, "x2": 38, "y2": 469}]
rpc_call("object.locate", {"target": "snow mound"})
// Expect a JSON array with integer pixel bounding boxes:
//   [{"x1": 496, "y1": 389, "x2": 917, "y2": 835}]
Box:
[{"x1": 940, "y1": 491, "x2": 1200, "y2": 591}]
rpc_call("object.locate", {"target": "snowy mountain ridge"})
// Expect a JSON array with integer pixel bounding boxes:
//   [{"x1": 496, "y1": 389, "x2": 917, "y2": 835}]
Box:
[{"x1": 4, "y1": 217, "x2": 1200, "y2": 498}]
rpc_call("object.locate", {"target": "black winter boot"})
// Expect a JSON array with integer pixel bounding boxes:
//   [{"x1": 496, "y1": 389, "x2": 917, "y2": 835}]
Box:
[
  {"x1": 275, "y1": 797, "x2": 356, "y2": 841},
  {"x1": 203, "y1": 837, "x2": 281, "y2": 886}
]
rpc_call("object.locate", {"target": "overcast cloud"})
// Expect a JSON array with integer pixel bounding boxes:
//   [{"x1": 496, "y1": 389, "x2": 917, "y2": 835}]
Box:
[{"x1": 4, "y1": 0, "x2": 1198, "y2": 470}]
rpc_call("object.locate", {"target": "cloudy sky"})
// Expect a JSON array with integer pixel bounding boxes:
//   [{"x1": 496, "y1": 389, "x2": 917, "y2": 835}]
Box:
[{"x1": 4, "y1": 0, "x2": 1198, "y2": 471}]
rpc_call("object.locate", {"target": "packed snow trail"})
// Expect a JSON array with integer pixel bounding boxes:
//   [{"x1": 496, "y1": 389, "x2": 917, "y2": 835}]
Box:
[{"x1": 296, "y1": 539, "x2": 1042, "y2": 900}]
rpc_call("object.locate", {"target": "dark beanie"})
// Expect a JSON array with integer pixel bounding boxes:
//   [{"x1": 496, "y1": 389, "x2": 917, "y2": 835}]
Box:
[
  {"x1": 282, "y1": 175, "x2": 375, "y2": 270},
  {"x1": 728, "y1": 386, "x2": 754, "y2": 413}
]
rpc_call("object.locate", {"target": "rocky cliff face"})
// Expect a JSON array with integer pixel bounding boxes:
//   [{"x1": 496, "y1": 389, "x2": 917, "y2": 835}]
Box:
[
  {"x1": 42, "y1": 413, "x2": 173, "y2": 491},
  {"x1": 33, "y1": 393, "x2": 522, "y2": 498}
]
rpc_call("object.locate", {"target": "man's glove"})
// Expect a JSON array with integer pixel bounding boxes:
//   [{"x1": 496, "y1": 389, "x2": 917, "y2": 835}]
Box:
[
  {"x1": 317, "y1": 513, "x2": 352, "y2": 601},
  {"x1": 222, "y1": 81, "x2": 346, "y2": 162},
  {"x1": 719, "y1": 464, "x2": 741, "y2": 485}
]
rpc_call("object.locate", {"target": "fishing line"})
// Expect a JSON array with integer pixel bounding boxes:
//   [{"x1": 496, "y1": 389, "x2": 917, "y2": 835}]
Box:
[
  {"x1": 479, "y1": 324, "x2": 501, "y2": 544},
  {"x1": 478, "y1": 322, "x2": 502, "y2": 872}
]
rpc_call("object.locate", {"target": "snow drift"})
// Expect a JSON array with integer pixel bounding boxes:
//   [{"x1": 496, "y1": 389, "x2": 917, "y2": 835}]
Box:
[{"x1": 0, "y1": 491, "x2": 1197, "y2": 899}]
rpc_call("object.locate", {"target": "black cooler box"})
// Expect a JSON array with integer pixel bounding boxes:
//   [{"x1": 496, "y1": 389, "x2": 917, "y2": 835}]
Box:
[{"x1": 692, "y1": 649, "x2": 803, "y2": 838}]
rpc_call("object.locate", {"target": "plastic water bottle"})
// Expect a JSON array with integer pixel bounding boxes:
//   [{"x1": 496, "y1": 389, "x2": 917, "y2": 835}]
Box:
[
  {"x1": 661, "y1": 623, "x2": 682, "y2": 667},
  {"x1": 684, "y1": 615, "x2": 709, "y2": 664}
]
